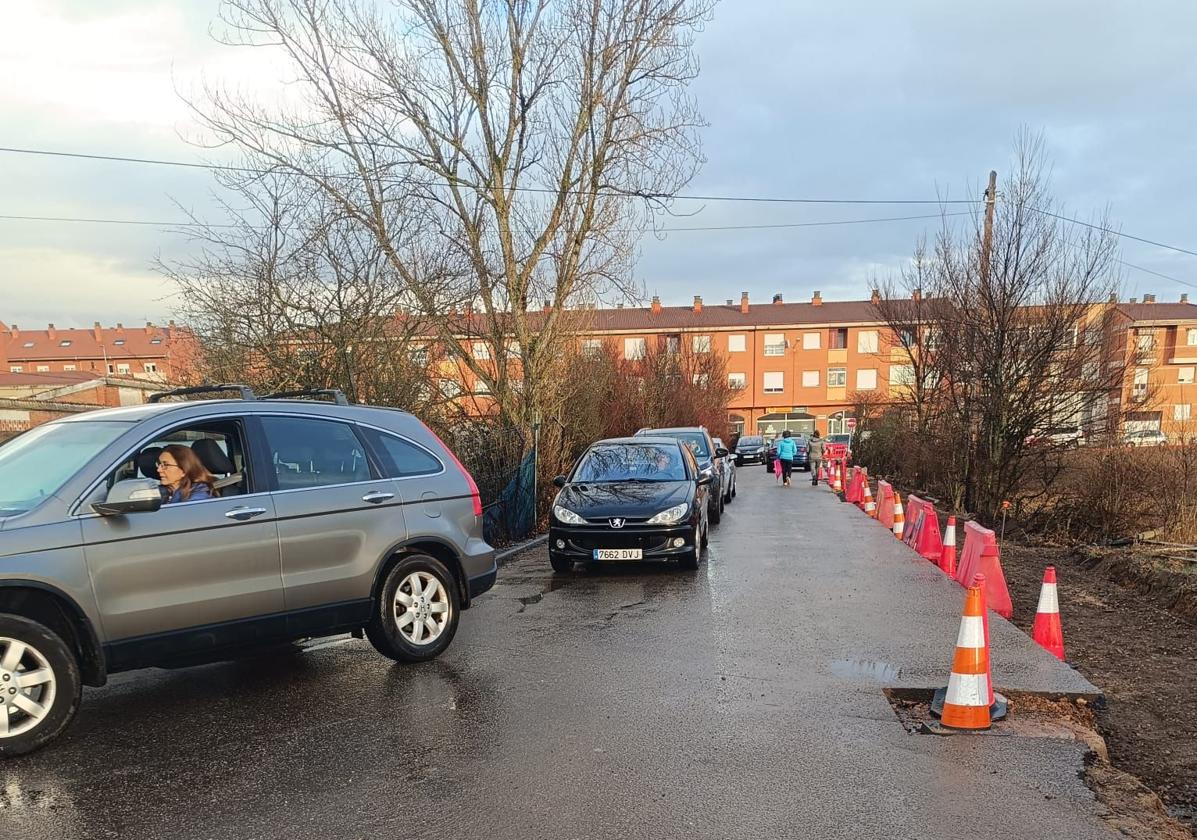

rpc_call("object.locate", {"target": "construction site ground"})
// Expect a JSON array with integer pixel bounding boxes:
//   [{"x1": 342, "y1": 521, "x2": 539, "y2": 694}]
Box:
[{"x1": 999, "y1": 541, "x2": 1197, "y2": 834}]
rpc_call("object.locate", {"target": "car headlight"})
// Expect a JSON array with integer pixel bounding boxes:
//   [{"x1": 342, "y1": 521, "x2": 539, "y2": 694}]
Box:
[
  {"x1": 553, "y1": 505, "x2": 586, "y2": 525},
  {"x1": 646, "y1": 503, "x2": 689, "y2": 525}
]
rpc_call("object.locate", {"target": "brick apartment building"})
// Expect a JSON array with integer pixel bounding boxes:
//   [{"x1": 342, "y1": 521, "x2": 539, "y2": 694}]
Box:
[{"x1": 2, "y1": 321, "x2": 199, "y2": 381}]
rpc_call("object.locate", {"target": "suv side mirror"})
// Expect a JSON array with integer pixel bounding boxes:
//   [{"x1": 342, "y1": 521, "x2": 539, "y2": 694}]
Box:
[
  {"x1": 714, "y1": 447, "x2": 729, "y2": 458},
  {"x1": 552, "y1": 475, "x2": 567, "y2": 488},
  {"x1": 697, "y1": 470, "x2": 713, "y2": 486},
  {"x1": 93, "y1": 478, "x2": 164, "y2": 516},
  {"x1": 93, "y1": 497, "x2": 164, "y2": 516}
]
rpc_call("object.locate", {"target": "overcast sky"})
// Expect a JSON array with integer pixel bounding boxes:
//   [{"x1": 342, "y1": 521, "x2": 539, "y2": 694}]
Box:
[{"x1": 2, "y1": 0, "x2": 1196, "y2": 328}]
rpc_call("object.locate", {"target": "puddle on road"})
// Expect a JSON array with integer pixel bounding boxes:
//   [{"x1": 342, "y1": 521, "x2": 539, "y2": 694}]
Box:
[{"x1": 829, "y1": 658, "x2": 901, "y2": 682}]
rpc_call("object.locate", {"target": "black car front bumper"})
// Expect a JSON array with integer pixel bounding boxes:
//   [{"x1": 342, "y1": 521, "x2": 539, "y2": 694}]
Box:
[
  {"x1": 736, "y1": 450, "x2": 763, "y2": 464},
  {"x1": 548, "y1": 521, "x2": 698, "y2": 563}
]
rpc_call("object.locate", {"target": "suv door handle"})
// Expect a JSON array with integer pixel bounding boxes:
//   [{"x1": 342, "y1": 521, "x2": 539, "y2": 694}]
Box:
[
  {"x1": 225, "y1": 506, "x2": 268, "y2": 521},
  {"x1": 361, "y1": 491, "x2": 395, "y2": 504}
]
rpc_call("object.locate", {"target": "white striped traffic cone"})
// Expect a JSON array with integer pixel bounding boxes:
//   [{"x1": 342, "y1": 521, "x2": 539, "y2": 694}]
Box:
[{"x1": 892, "y1": 492, "x2": 905, "y2": 539}]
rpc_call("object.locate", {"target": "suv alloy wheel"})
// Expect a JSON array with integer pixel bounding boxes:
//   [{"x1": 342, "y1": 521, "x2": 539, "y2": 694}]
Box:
[
  {"x1": 366, "y1": 554, "x2": 461, "y2": 663},
  {"x1": 0, "y1": 615, "x2": 83, "y2": 758}
]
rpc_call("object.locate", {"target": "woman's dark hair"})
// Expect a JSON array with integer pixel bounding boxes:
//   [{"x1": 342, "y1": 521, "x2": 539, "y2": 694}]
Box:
[
  {"x1": 782, "y1": 430, "x2": 791, "y2": 438},
  {"x1": 162, "y1": 444, "x2": 220, "y2": 501}
]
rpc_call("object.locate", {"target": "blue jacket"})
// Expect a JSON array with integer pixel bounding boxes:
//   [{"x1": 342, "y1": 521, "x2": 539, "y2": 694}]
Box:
[
  {"x1": 166, "y1": 483, "x2": 214, "y2": 504},
  {"x1": 775, "y1": 437, "x2": 798, "y2": 460}
]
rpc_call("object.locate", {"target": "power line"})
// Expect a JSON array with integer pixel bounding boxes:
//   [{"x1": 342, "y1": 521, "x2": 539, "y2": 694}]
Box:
[
  {"x1": 1025, "y1": 205, "x2": 1197, "y2": 260},
  {"x1": 0, "y1": 209, "x2": 975, "y2": 232},
  {"x1": 0, "y1": 144, "x2": 983, "y2": 206}
]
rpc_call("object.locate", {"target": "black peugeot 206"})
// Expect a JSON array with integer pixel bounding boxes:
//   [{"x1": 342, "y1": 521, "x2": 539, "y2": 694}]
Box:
[{"x1": 548, "y1": 436, "x2": 712, "y2": 573}]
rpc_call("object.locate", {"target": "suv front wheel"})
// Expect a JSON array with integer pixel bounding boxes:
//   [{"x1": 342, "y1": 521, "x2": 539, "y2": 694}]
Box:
[
  {"x1": 367, "y1": 554, "x2": 461, "y2": 663},
  {"x1": 0, "y1": 614, "x2": 82, "y2": 758}
]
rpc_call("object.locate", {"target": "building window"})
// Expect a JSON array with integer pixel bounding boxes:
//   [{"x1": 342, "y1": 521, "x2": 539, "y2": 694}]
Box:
[
  {"x1": 692, "y1": 373, "x2": 710, "y2": 386},
  {"x1": 1082, "y1": 362, "x2": 1099, "y2": 381},
  {"x1": 506, "y1": 340, "x2": 520, "y2": 359},
  {"x1": 1179, "y1": 367, "x2": 1195, "y2": 385},
  {"x1": 830, "y1": 328, "x2": 848, "y2": 350},
  {"x1": 116, "y1": 364, "x2": 131, "y2": 375},
  {"x1": 440, "y1": 379, "x2": 463, "y2": 399},
  {"x1": 890, "y1": 364, "x2": 915, "y2": 386},
  {"x1": 64, "y1": 364, "x2": 76, "y2": 371},
  {"x1": 763, "y1": 372, "x2": 784, "y2": 393},
  {"x1": 728, "y1": 372, "x2": 747, "y2": 390},
  {"x1": 1132, "y1": 367, "x2": 1148, "y2": 402},
  {"x1": 662, "y1": 335, "x2": 680, "y2": 354},
  {"x1": 828, "y1": 367, "x2": 847, "y2": 388},
  {"x1": 581, "y1": 339, "x2": 602, "y2": 357},
  {"x1": 856, "y1": 369, "x2": 877, "y2": 390},
  {"x1": 692, "y1": 335, "x2": 711, "y2": 353},
  {"x1": 474, "y1": 378, "x2": 491, "y2": 395},
  {"x1": 728, "y1": 334, "x2": 746, "y2": 353},
  {"x1": 106, "y1": 364, "x2": 115, "y2": 374},
  {"x1": 857, "y1": 330, "x2": 879, "y2": 354},
  {"x1": 1188, "y1": 328, "x2": 1197, "y2": 347},
  {"x1": 409, "y1": 344, "x2": 428, "y2": 365},
  {"x1": 150, "y1": 338, "x2": 163, "y2": 345},
  {"x1": 763, "y1": 334, "x2": 786, "y2": 356},
  {"x1": 21, "y1": 341, "x2": 33, "y2": 348},
  {"x1": 624, "y1": 338, "x2": 646, "y2": 360},
  {"x1": 113, "y1": 339, "x2": 126, "y2": 346},
  {"x1": 144, "y1": 363, "x2": 158, "y2": 373},
  {"x1": 802, "y1": 332, "x2": 820, "y2": 350},
  {"x1": 802, "y1": 370, "x2": 819, "y2": 388},
  {"x1": 9, "y1": 366, "x2": 22, "y2": 373},
  {"x1": 35, "y1": 365, "x2": 49, "y2": 372},
  {"x1": 1175, "y1": 404, "x2": 1192, "y2": 422},
  {"x1": 59, "y1": 339, "x2": 72, "y2": 347},
  {"x1": 1136, "y1": 330, "x2": 1156, "y2": 352},
  {"x1": 472, "y1": 342, "x2": 490, "y2": 360}
]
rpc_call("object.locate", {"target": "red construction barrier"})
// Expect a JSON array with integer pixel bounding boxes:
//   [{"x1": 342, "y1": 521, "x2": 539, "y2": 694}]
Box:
[
  {"x1": 903, "y1": 494, "x2": 945, "y2": 562},
  {"x1": 876, "y1": 480, "x2": 895, "y2": 531},
  {"x1": 954, "y1": 522, "x2": 1013, "y2": 619}
]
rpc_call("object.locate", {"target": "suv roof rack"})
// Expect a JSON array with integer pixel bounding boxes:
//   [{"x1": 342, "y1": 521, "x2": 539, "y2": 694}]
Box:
[
  {"x1": 259, "y1": 388, "x2": 351, "y2": 406},
  {"x1": 148, "y1": 383, "x2": 257, "y2": 403}
]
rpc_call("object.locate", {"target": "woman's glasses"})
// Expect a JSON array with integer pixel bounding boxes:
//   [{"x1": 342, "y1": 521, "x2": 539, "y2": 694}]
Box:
[{"x1": 156, "y1": 461, "x2": 180, "y2": 470}]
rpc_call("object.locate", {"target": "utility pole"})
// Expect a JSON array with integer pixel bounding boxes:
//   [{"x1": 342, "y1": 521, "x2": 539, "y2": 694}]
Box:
[{"x1": 980, "y1": 169, "x2": 997, "y2": 282}]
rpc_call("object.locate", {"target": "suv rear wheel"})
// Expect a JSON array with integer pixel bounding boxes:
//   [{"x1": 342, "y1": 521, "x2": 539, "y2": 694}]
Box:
[
  {"x1": 367, "y1": 554, "x2": 460, "y2": 663},
  {"x1": 0, "y1": 614, "x2": 82, "y2": 758}
]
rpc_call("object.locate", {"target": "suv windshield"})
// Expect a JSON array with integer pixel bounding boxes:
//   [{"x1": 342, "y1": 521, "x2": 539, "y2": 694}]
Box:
[
  {"x1": 0, "y1": 421, "x2": 133, "y2": 516},
  {"x1": 737, "y1": 436, "x2": 763, "y2": 448},
  {"x1": 573, "y1": 443, "x2": 687, "y2": 483}
]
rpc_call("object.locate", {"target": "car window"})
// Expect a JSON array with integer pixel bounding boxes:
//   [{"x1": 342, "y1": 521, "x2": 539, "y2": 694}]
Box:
[
  {"x1": 260, "y1": 416, "x2": 375, "y2": 489},
  {"x1": 738, "y1": 436, "x2": 763, "y2": 447},
  {"x1": 362, "y1": 428, "x2": 443, "y2": 478},
  {"x1": 572, "y1": 443, "x2": 687, "y2": 482},
  {"x1": 664, "y1": 431, "x2": 710, "y2": 459},
  {"x1": 0, "y1": 421, "x2": 133, "y2": 516}
]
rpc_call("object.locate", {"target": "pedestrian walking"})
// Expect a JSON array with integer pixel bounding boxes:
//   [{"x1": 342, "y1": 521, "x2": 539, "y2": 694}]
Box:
[
  {"x1": 775, "y1": 430, "x2": 798, "y2": 487},
  {"x1": 808, "y1": 430, "x2": 826, "y2": 486}
]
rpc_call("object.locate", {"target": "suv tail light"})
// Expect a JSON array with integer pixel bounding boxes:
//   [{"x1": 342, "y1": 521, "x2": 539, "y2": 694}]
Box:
[{"x1": 428, "y1": 429, "x2": 483, "y2": 516}]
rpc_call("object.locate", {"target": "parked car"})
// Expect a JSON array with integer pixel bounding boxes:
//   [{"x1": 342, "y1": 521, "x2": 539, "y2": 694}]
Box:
[
  {"x1": 711, "y1": 437, "x2": 738, "y2": 504},
  {"x1": 763, "y1": 434, "x2": 810, "y2": 472},
  {"x1": 0, "y1": 385, "x2": 496, "y2": 757},
  {"x1": 548, "y1": 437, "x2": 711, "y2": 572},
  {"x1": 1124, "y1": 428, "x2": 1168, "y2": 447},
  {"x1": 734, "y1": 435, "x2": 766, "y2": 466},
  {"x1": 634, "y1": 426, "x2": 728, "y2": 524},
  {"x1": 1026, "y1": 426, "x2": 1085, "y2": 447}
]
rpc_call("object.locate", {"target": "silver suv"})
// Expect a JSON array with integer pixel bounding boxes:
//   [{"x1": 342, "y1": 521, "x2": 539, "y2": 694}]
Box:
[{"x1": 0, "y1": 386, "x2": 496, "y2": 756}]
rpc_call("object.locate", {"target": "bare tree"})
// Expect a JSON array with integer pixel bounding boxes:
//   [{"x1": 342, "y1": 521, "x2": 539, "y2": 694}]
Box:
[
  {"x1": 186, "y1": 0, "x2": 713, "y2": 430},
  {"x1": 871, "y1": 132, "x2": 1128, "y2": 520}
]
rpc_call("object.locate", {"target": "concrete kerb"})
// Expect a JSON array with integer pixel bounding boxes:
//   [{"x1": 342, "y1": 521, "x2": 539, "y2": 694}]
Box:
[{"x1": 495, "y1": 533, "x2": 548, "y2": 566}]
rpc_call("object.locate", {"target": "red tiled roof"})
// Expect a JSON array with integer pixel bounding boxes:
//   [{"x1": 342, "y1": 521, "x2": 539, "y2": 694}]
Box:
[
  {"x1": 560, "y1": 300, "x2": 883, "y2": 333},
  {"x1": 3, "y1": 324, "x2": 192, "y2": 361},
  {"x1": 1116, "y1": 302, "x2": 1197, "y2": 323}
]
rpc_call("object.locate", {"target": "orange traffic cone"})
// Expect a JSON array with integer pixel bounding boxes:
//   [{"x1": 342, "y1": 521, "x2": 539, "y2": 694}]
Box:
[
  {"x1": 862, "y1": 483, "x2": 876, "y2": 518},
  {"x1": 1031, "y1": 566, "x2": 1065, "y2": 660},
  {"x1": 935, "y1": 581, "x2": 993, "y2": 730},
  {"x1": 817, "y1": 463, "x2": 826, "y2": 483},
  {"x1": 939, "y1": 516, "x2": 957, "y2": 576},
  {"x1": 892, "y1": 492, "x2": 905, "y2": 539}
]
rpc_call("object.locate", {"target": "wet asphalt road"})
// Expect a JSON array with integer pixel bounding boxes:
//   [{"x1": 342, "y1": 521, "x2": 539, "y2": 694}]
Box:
[{"x1": 1, "y1": 468, "x2": 1112, "y2": 839}]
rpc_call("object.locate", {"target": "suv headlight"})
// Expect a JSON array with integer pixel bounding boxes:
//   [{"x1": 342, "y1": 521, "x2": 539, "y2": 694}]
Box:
[
  {"x1": 646, "y1": 503, "x2": 689, "y2": 525},
  {"x1": 553, "y1": 505, "x2": 586, "y2": 525}
]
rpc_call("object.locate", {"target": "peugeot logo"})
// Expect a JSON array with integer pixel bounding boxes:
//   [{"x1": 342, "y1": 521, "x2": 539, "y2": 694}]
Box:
[{"x1": 609, "y1": 517, "x2": 626, "y2": 529}]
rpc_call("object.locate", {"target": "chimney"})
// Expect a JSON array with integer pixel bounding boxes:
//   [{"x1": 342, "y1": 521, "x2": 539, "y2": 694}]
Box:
[
  {"x1": 1129, "y1": 297, "x2": 1137, "y2": 304},
  {"x1": 740, "y1": 291, "x2": 749, "y2": 314},
  {"x1": 1182, "y1": 293, "x2": 1190, "y2": 304},
  {"x1": 168, "y1": 319, "x2": 176, "y2": 328},
  {"x1": 616, "y1": 303, "x2": 624, "y2": 309},
  {"x1": 1143, "y1": 293, "x2": 1156, "y2": 304},
  {"x1": 47, "y1": 323, "x2": 56, "y2": 341},
  {"x1": 811, "y1": 290, "x2": 823, "y2": 306},
  {"x1": 870, "y1": 288, "x2": 881, "y2": 305},
  {"x1": 146, "y1": 320, "x2": 154, "y2": 328},
  {"x1": 92, "y1": 321, "x2": 103, "y2": 341},
  {"x1": 9, "y1": 324, "x2": 18, "y2": 337},
  {"x1": 725, "y1": 299, "x2": 733, "y2": 306},
  {"x1": 693, "y1": 295, "x2": 703, "y2": 313},
  {"x1": 772, "y1": 293, "x2": 783, "y2": 305},
  {"x1": 542, "y1": 299, "x2": 551, "y2": 313},
  {"x1": 912, "y1": 287, "x2": 923, "y2": 302},
  {"x1": 651, "y1": 295, "x2": 662, "y2": 315},
  {"x1": 1109, "y1": 293, "x2": 1118, "y2": 303}
]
